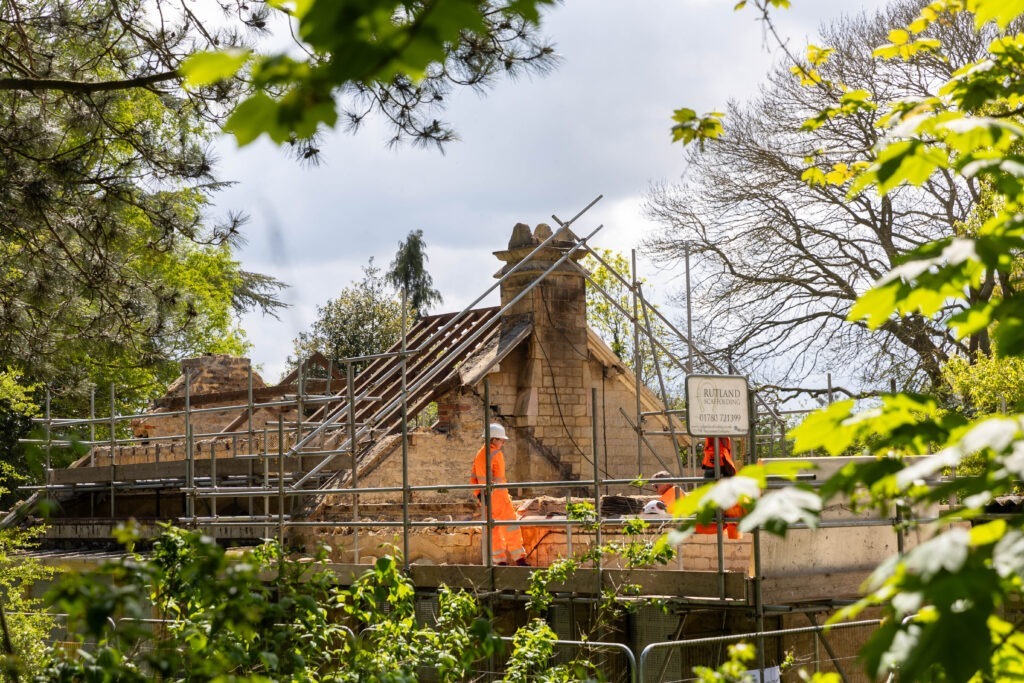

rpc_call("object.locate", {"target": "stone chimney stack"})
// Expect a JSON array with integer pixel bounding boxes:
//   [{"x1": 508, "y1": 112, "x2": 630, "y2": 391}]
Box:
[
  {"x1": 494, "y1": 223, "x2": 591, "y2": 479},
  {"x1": 165, "y1": 354, "x2": 265, "y2": 397}
]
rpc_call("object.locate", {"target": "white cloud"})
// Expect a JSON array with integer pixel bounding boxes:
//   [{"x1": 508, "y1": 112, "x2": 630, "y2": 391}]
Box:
[{"x1": 218, "y1": 0, "x2": 892, "y2": 376}]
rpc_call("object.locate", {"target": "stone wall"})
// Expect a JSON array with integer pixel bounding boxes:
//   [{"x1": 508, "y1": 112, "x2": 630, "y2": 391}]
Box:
[
  {"x1": 327, "y1": 401, "x2": 565, "y2": 509},
  {"x1": 126, "y1": 355, "x2": 297, "y2": 447},
  {"x1": 585, "y1": 350, "x2": 688, "y2": 490},
  {"x1": 88, "y1": 431, "x2": 289, "y2": 467}
]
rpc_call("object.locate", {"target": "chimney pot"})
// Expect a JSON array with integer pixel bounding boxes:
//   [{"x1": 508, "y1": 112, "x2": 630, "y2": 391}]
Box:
[
  {"x1": 509, "y1": 223, "x2": 534, "y2": 248},
  {"x1": 534, "y1": 223, "x2": 553, "y2": 242}
]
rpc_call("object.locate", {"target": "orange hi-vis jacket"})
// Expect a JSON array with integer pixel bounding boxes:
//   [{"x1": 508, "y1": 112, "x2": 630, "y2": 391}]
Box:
[
  {"x1": 470, "y1": 442, "x2": 525, "y2": 564},
  {"x1": 660, "y1": 486, "x2": 685, "y2": 515},
  {"x1": 702, "y1": 437, "x2": 737, "y2": 475},
  {"x1": 698, "y1": 438, "x2": 743, "y2": 538},
  {"x1": 471, "y1": 442, "x2": 508, "y2": 499}
]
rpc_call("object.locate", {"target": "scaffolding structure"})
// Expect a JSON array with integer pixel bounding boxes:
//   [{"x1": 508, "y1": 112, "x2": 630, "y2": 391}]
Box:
[{"x1": 10, "y1": 199, "x2": 915, "y2": 681}]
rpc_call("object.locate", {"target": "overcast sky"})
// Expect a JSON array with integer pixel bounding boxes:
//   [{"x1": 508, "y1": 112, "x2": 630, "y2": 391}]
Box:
[{"x1": 212, "y1": 0, "x2": 890, "y2": 382}]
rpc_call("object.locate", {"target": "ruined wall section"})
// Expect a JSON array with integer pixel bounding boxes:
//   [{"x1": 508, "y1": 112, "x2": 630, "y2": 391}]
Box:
[
  {"x1": 94, "y1": 354, "x2": 292, "y2": 467},
  {"x1": 304, "y1": 520, "x2": 751, "y2": 571},
  {"x1": 131, "y1": 355, "x2": 275, "y2": 440},
  {"x1": 349, "y1": 384, "x2": 563, "y2": 511}
]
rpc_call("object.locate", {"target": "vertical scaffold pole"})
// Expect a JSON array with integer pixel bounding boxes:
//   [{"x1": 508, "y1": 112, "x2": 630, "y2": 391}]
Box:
[
  {"x1": 278, "y1": 417, "x2": 285, "y2": 549},
  {"x1": 184, "y1": 370, "x2": 194, "y2": 524},
  {"x1": 483, "y1": 382, "x2": 493, "y2": 572},
  {"x1": 89, "y1": 387, "x2": 95, "y2": 514},
  {"x1": 89, "y1": 387, "x2": 96, "y2": 448},
  {"x1": 754, "y1": 527, "x2": 766, "y2": 675},
  {"x1": 211, "y1": 434, "x2": 218, "y2": 534},
  {"x1": 752, "y1": 400, "x2": 766, "y2": 675},
  {"x1": 44, "y1": 388, "x2": 52, "y2": 511},
  {"x1": 109, "y1": 384, "x2": 117, "y2": 519},
  {"x1": 631, "y1": 249, "x2": 643, "y2": 477},
  {"x1": 714, "y1": 438, "x2": 725, "y2": 599},
  {"x1": 348, "y1": 362, "x2": 360, "y2": 564},
  {"x1": 400, "y1": 309, "x2": 411, "y2": 571},
  {"x1": 324, "y1": 358, "x2": 333, "y2": 451},
  {"x1": 297, "y1": 356, "x2": 304, "y2": 467},
  {"x1": 685, "y1": 243, "x2": 696, "y2": 475},
  {"x1": 44, "y1": 388, "x2": 51, "y2": 474},
  {"x1": 247, "y1": 364, "x2": 254, "y2": 517},
  {"x1": 592, "y1": 387, "x2": 602, "y2": 594},
  {"x1": 263, "y1": 424, "x2": 270, "y2": 535}
]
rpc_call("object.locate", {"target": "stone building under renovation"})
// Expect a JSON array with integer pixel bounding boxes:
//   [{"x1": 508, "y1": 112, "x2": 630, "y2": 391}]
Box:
[{"x1": 11, "y1": 221, "x2": 931, "y2": 681}]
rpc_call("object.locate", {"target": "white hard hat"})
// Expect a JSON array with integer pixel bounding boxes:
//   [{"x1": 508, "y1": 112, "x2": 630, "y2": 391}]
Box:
[
  {"x1": 643, "y1": 499, "x2": 668, "y2": 515},
  {"x1": 484, "y1": 423, "x2": 507, "y2": 440}
]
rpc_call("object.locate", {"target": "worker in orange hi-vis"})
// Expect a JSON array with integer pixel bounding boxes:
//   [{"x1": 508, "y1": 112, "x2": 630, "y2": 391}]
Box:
[
  {"x1": 469, "y1": 423, "x2": 528, "y2": 566},
  {"x1": 697, "y1": 437, "x2": 743, "y2": 538},
  {"x1": 701, "y1": 437, "x2": 737, "y2": 479},
  {"x1": 651, "y1": 470, "x2": 685, "y2": 515}
]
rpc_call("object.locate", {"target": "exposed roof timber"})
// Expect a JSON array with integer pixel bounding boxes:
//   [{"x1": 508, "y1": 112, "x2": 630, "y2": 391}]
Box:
[
  {"x1": 458, "y1": 316, "x2": 533, "y2": 387},
  {"x1": 278, "y1": 350, "x2": 347, "y2": 387}
]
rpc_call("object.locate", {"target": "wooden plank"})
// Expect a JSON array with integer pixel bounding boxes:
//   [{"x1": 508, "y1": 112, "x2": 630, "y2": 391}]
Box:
[
  {"x1": 409, "y1": 564, "x2": 493, "y2": 590},
  {"x1": 758, "y1": 570, "x2": 869, "y2": 604},
  {"x1": 603, "y1": 569, "x2": 746, "y2": 600},
  {"x1": 50, "y1": 454, "x2": 354, "y2": 485},
  {"x1": 489, "y1": 567, "x2": 741, "y2": 598},
  {"x1": 324, "y1": 564, "x2": 508, "y2": 591},
  {"x1": 42, "y1": 521, "x2": 269, "y2": 542}
]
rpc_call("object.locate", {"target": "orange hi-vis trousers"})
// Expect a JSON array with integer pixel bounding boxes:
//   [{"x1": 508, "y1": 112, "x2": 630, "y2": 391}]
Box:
[
  {"x1": 695, "y1": 504, "x2": 745, "y2": 539},
  {"x1": 471, "y1": 443, "x2": 526, "y2": 565},
  {"x1": 479, "y1": 489, "x2": 525, "y2": 565}
]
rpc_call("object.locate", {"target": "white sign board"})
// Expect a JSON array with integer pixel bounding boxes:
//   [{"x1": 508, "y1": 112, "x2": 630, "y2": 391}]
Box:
[{"x1": 686, "y1": 375, "x2": 750, "y2": 436}]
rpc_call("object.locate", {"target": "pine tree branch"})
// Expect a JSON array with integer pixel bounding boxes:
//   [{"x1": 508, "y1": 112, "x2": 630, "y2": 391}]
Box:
[{"x1": 0, "y1": 71, "x2": 177, "y2": 93}]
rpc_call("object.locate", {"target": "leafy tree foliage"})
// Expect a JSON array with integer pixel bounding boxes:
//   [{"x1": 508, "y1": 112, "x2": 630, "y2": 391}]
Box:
[
  {"x1": 644, "y1": 0, "x2": 1005, "y2": 396},
  {"x1": 942, "y1": 352, "x2": 1024, "y2": 416},
  {"x1": 38, "y1": 526, "x2": 632, "y2": 681},
  {"x1": 44, "y1": 526, "x2": 359, "y2": 680},
  {"x1": 583, "y1": 249, "x2": 678, "y2": 396},
  {"x1": 0, "y1": 371, "x2": 41, "y2": 505},
  {"x1": 1, "y1": 0, "x2": 554, "y2": 413},
  {"x1": 0, "y1": 0, "x2": 288, "y2": 419},
  {"x1": 386, "y1": 229, "x2": 444, "y2": 319},
  {"x1": 673, "y1": 1, "x2": 1024, "y2": 680},
  {"x1": 182, "y1": 0, "x2": 560, "y2": 148},
  {"x1": 291, "y1": 260, "x2": 408, "y2": 376},
  {"x1": 0, "y1": 525, "x2": 56, "y2": 679}
]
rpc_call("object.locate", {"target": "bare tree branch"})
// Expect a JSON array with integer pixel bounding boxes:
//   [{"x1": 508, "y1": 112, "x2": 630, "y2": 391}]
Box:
[{"x1": 644, "y1": 1, "x2": 998, "y2": 394}]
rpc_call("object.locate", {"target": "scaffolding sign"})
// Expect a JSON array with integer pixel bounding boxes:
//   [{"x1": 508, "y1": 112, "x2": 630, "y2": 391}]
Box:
[{"x1": 685, "y1": 375, "x2": 750, "y2": 436}]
